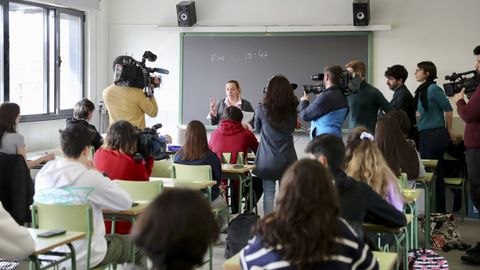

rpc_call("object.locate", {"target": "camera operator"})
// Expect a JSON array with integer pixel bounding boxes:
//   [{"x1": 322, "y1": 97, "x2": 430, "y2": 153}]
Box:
[
  {"x1": 453, "y1": 45, "x2": 480, "y2": 265},
  {"x1": 103, "y1": 55, "x2": 159, "y2": 129},
  {"x1": 299, "y1": 65, "x2": 349, "y2": 138},
  {"x1": 345, "y1": 60, "x2": 393, "y2": 132}
]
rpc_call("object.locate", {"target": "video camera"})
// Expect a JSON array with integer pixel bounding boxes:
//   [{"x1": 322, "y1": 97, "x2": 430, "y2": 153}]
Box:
[
  {"x1": 134, "y1": 123, "x2": 170, "y2": 163},
  {"x1": 443, "y1": 70, "x2": 480, "y2": 97},
  {"x1": 303, "y1": 70, "x2": 353, "y2": 95},
  {"x1": 113, "y1": 51, "x2": 170, "y2": 98}
]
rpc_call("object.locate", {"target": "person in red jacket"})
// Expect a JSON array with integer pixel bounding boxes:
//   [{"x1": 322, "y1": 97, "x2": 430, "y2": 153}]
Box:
[
  {"x1": 94, "y1": 120, "x2": 154, "y2": 234},
  {"x1": 455, "y1": 45, "x2": 480, "y2": 265},
  {"x1": 209, "y1": 106, "x2": 260, "y2": 213}
]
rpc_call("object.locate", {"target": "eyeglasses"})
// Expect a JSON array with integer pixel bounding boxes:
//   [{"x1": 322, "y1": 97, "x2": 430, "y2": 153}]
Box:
[{"x1": 415, "y1": 68, "x2": 423, "y2": 73}]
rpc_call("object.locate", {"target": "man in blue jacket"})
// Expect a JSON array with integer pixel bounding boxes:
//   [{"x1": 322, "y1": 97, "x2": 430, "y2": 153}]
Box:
[{"x1": 300, "y1": 65, "x2": 349, "y2": 138}]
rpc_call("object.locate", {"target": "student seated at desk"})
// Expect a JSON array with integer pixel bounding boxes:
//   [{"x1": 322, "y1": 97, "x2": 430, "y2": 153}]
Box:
[
  {"x1": 94, "y1": 120, "x2": 153, "y2": 234},
  {"x1": 132, "y1": 189, "x2": 219, "y2": 270},
  {"x1": 0, "y1": 102, "x2": 54, "y2": 169},
  {"x1": 0, "y1": 202, "x2": 34, "y2": 260},
  {"x1": 209, "y1": 106, "x2": 261, "y2": 213},
  {"x1": 305, "y1": 134, "x2": 407, "y2": 238},
  {"x1": 345, "y1": 127, "x2": 404, "y2": 211},
  {"x1": 241, "y1": 159, "x2": 379, "y2": 270},
  {"x1": 376, "y1": 115, "x2": 421, "y2": 180},
  {"x1": 174, "y1": 120, "x2": 228, "y2": 231},
  {"x1": 66, "y1": 98, "x2": 103, "y2": 151},
  {"x1": 34, "y1": 125, "x2": 145, "y2": 269}
]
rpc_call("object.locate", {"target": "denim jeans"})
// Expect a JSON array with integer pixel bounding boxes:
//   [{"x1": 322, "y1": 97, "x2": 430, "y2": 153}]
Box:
[
  {"x1": 419, "y1": 127, "x2": 449, "y2": 213},
  {"x1": 262, "y1": 179, "x2": 277, "y2": 215}
]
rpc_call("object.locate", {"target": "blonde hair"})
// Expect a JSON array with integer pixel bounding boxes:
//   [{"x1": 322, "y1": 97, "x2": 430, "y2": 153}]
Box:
[
  {"x1": 345, "y1": 127, "x2": 400, "y2": 199},
  {"x1": 345, "y1": 60, "x2": 366, "y2": 78}
]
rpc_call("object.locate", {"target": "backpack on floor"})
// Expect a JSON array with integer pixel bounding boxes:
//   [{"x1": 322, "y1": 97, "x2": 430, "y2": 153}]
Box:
[
  {"x1": 423, "y1": 213, "x2": 469, "y2": 251},
  {"x1": 408, "y1": 249, "x2": 449, "y2": 269},
  {"x1": 224, "y1": 212, "x2": 259, "y2": 259}
]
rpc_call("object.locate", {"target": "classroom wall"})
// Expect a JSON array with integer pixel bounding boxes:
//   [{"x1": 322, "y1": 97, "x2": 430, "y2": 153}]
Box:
[{"x1": 22, "y1": 0, "x2": 480, "y2": 150}]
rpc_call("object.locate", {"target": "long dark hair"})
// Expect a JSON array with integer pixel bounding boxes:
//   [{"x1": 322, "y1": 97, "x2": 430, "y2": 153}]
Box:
[
  {"x1": 0, "y1": 102, "x2": 20, "y2": 147},
  {"x1": 133, "y1": 189, "x2": 219, "y2": 270},
  {"x1": 375, "y1": 116, "x2": 420, "y2": 178},
  {"x1": 179, "y1": 120, "x2": 209, "y2": 160},
  {"x1": 254, "y1": 159, "x2": 340, "y2": 269},
  {"x1": 263, "y1": 75, "x2": 298, "y2": 128},
  {"x1": 104, "y1": 120, "x2": 138, "y2": 155}
]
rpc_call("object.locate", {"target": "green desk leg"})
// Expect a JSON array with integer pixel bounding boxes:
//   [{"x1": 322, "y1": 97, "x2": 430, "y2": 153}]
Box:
[{"x1": 423, "y1": 182, "x2": 431, "y2": 249}]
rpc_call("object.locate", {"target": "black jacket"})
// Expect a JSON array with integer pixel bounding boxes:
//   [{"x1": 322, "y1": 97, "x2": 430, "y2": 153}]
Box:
[
  {"x1": 330, "y1": 167, "x2": 407, "y2": 237},
  {"x1": 66, "y1": 117, "x2": 103, "y2": 150},
  {"x1": 0, "y1": 154, "x2": 34, "y2": 224}
]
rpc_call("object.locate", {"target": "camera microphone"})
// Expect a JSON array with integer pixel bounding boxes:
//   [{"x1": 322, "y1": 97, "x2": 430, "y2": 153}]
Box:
[{"x1": 150, "y1": 67, "x2": 170, "y2": 75}]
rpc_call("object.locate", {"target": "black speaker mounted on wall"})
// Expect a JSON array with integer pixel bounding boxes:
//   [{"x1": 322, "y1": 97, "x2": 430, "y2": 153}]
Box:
[
  {"x1": 353, "y1": 0, "x2": 370, "y2": 26},
  {"x1": 176, "y1": 1, "x2": 197, "y2": 27}
]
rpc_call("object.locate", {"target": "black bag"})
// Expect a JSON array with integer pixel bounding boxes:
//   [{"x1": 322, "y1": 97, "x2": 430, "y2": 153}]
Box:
[{"x1": 224, "y1": 212, "x2": 259, "y2": 258}]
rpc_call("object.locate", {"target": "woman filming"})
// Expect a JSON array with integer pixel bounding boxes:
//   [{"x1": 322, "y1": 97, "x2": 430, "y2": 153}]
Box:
[{"x1": 208, "y1": 80, "x2": 254, "y2": 127}]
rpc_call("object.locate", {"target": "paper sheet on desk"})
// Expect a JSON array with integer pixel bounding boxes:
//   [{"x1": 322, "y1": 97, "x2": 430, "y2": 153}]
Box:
[{"x1": 242, "y1": 111, "x2": 254, "y2": 123}]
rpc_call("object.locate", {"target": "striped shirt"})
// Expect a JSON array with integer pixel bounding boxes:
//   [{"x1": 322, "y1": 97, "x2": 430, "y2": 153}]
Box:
[{"x1": 240, "y1": 218, "x2": 379, "y2": 270}]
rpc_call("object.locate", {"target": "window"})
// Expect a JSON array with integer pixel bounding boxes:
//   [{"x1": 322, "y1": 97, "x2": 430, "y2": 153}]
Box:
[{"x1": 2, "y1": 1, "x2": 84, "y2": 121}]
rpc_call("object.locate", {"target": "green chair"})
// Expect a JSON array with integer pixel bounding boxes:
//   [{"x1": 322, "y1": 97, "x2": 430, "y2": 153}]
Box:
[
  {"x1": 151, "y1": 160, "x2": 172, "y2": 178},
  {"x1": 170, "y1": 163, "x2": 226, "y2": 270},
  {"x1": 443, "y1": 153, "x2": 468, "y2": 221},
  {"x1": 30, "y1": 203, "x2": 104, "y2": 270},
  {"x1": 221, "y1": 153, "x2": 232, "y2": 164},
  {"x1": 114, "y1": 180, "x2": 163, "y2": 202}
]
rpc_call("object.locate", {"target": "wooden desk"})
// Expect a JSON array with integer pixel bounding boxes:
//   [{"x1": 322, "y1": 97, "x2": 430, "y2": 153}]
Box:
[
  {"x1": 102, "y1": 203, "x2": 148, "y2": 217},
  {"x1": 422, "y1": 159, "x2": 438, "y2": 170},
  {"x1": 373, "y1": 251, "x2": 398, "y2": 270},
  {"x1": 222, "y1": 164, "x2": 256, "y2": 212},
  {"x1": 403, "y1": 189, "x2": 421, "y2": 249},
  {"x1": 29, "y1": 228, "x2": 85, "y2": 270},
  {"x1": 363, "y1": 214, "x2": 412, "y2": 270},
  {"x1": 415, "y1": 171, "x2": 434, "y2": 249},
  {"x1": 149, "y1": 177, "x2": 216, "y2": 190},
  {"x1": 221, "y1": 164, "x2": 256, "y2": 174},
  {"x1": 223, "y1": 251, "x2": 398, "y2": 270}
]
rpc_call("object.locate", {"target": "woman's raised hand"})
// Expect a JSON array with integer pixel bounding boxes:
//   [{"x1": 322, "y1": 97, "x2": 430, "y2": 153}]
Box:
[{"x1": 209, "y1": 97, "x2": 217, "y2": 117}]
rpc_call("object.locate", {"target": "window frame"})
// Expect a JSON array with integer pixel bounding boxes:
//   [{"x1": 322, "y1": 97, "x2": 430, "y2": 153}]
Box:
[{"x1": 2, "y1": 0, "x2": 85, "y2": 122}]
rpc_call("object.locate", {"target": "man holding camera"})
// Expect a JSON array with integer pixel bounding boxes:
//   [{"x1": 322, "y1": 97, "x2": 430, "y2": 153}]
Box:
[
  {"x1": 299, "y1": 65, "x2": 349, "y2": 138},
  {"x1": 346, "y1": 60, "x2": 393, "y2": 132},
  {"x1": 103, "y1": 55, "x2": 159, "y2": 129},
  {"x1": 453, "y1": 45, "x2": 480, "y2": 265}
]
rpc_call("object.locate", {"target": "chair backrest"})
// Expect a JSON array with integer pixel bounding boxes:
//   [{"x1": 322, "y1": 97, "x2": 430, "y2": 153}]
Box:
[
  {"x1": 399, "y1": 172, "x2": 408, "y2": 190},
  {"x1": 31, "y1": 203, "x2": 93, "y2": 268},
  {"x1": 221, "y1": 152, "x2": 245, "y2": 164},
  {"x1": 151, "y1": 160, "x2": 172, "y2": 177},
  {"x1": 221, "y1": 153, "x2": 232, "y2": 163},
  {"x1": 114, "y1": 180, "x2": 163, "y2": 202},
  {"x1": 236, "y1": 152, "x2": 245, "y2": 165},
  {"x1": 170, "y1": 164, "x2": 212, "y2": 182}
]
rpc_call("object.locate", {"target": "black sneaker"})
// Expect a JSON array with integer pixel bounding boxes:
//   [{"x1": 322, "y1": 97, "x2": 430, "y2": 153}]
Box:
[
  {"x1": 466, "y1": 241, "x2": 480, "y2": 256},
  {"x1": 461, "y1": 254, "x2": 480, "y2": 265}
]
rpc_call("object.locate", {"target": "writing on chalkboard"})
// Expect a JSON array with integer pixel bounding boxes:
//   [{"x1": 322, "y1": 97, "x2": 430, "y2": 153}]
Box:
[
  {"x1": 245, "y1": 49, "x2": 269, "y2": 61},
  {"x1": 210, "y1": 54, "x2": 233, "y2": 62}
]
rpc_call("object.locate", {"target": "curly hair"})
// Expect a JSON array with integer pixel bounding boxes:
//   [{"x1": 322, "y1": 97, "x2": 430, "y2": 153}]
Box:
[
  {"x1": 345, "y1": 126, "x2": 399, "y2": 199},
  {"x1": 253, "y1": 159, "x2": 340, "y2": 269},
  {"x1": 263, "y1": 75, "x2": 298, "y2": 128}
]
